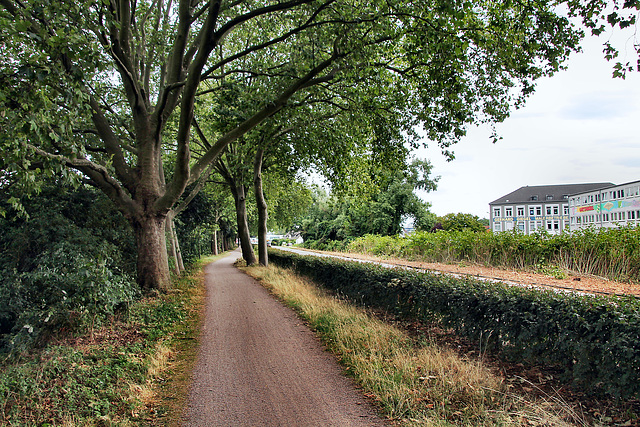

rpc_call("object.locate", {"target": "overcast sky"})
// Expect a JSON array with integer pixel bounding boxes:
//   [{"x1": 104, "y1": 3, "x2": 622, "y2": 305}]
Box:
[{"x1": 415, "y1": 32, "x2": 640, "y2": 219}]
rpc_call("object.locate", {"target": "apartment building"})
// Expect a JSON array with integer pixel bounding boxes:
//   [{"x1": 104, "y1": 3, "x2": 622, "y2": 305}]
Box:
[
  {"x1": 489, "y1": 183, "x2": 612, "y2": 235},
  {"x1": 569, "y1": 180, "x2": 640, "y2": 231}
]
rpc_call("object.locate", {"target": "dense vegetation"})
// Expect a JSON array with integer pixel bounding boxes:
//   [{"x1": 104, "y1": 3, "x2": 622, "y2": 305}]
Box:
[
  {"x1": 269, "y1": 249, "x2": 640, "y2": 400},
  {"x1": 0, "y1": 183, "x2": 223, "y2": 353},
  {"x1": 0, "y1": 184, "x2": 138, "y2": 351},
  {"x1": 348, "y1": 226, "x2": 640, "y2": 284},
  {"x1": 0, "y1": 254, "x2": 206, "y2": 425},
  {"x1": 301, "y1": 160, "x2": 438, "y2": 250}
]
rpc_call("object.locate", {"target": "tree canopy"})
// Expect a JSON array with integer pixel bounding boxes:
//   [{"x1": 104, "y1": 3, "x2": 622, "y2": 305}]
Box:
[{"x1": 0, "y1": 0, "x2": 583, "y2": 290}]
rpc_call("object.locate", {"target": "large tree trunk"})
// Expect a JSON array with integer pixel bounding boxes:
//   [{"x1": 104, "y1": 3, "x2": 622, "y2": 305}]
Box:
[
  {"x1": 132, "y1": 214, "x2": 170, "y2": 293},
  {"x1": 232, "y1": 184, "x2": 257, "y2": 265},
  {"x1": 254, "y1": 149, "x2": 268, "y2": 266}
]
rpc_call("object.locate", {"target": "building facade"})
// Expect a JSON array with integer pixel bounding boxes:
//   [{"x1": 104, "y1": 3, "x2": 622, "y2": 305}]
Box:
[
  {"x1": 489, "y1": 183, "x2": 612, "y2": 235},
  {"x1": 569, "y1": 180, "x2": 640, "y2": 231}
]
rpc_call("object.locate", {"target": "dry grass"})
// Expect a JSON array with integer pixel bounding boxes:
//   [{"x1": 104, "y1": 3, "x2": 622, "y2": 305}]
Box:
[{"x1": 245, "y1": 265, "x2": 582, "y2": 426}]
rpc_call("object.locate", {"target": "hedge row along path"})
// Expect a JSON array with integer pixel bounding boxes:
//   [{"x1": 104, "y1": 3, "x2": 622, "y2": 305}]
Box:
[
  {"x1": 182, "y1": 249, "x2": 387, "y2": 426},
  {"x1": 277, "y1": 247, "x2": 640, "y2": 298}
]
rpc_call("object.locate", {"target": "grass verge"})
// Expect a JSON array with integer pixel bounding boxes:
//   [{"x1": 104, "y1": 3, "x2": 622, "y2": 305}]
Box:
[
  {"x1": 0, "y1": 254, "x2": 220, "y2": 426},
  {"x1": 245, "y1": 264, "x2": 584, "y2": 427}
]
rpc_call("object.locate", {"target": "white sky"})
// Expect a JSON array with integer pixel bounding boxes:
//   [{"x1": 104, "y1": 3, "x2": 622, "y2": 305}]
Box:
[{"x1": 415, "y1": 32, "x2": 640, "y2": 219}]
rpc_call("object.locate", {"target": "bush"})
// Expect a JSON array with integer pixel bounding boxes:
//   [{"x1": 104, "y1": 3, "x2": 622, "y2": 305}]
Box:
[
  {"x1": 269, "y1": 249, "x2": 640, "y2": 399},
  {"x1": 0, "y1": 185, "x2": 138, "y2": 351}
]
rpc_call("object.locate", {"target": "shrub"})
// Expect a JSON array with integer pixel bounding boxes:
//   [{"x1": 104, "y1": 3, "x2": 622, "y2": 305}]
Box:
[
  {"x1": 270, "y1": 249, "x2": 640, "y2": 399},
  {"x1": 0, "y1": 185, "x2": 138, "y2": 351}
]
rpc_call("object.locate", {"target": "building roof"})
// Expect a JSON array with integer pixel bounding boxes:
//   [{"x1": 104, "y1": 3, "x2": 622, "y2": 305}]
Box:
[
  {"x1": 568, "y1": 179, "x2": 640, "y2": 196},
  {"x1": 489, "y1": 183, "x2": 614, "y2": 205}
]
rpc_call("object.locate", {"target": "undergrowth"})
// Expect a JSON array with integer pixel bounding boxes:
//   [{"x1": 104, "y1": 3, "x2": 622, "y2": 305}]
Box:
[{"x1": 0, "y1": 255, "x2": 211, "y2": 426}]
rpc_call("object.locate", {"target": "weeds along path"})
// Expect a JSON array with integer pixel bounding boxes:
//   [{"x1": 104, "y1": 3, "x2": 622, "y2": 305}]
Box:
[{"x1": 182, "y1": 249, "x2": 386, "y2": 427}]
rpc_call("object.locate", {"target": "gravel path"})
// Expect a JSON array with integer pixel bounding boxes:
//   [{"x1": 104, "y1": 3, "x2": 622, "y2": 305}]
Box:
[{"x1": 182, "y1": 250, "x2": 387, "y2": 427}]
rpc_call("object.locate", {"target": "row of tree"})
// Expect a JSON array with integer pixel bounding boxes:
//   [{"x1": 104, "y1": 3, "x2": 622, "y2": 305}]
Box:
[{"x1": 1, "y1": 0, "x2": 637, "y2": 293}]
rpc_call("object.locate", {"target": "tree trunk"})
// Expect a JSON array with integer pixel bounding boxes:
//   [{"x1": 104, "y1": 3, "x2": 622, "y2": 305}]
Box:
[
  {"x1": 212, "y1": 229, "x2": 219, "y2": 255},
  {"x1": 254, "y1": 149, "x2": 268, "y2": 266},
  {"x1": 166, "y1": 217, "x2": 181, "y2": 275},
  {"x1": 232, "y1": 184, "x2": 257, "y2": 265},
  {"x1": 132, "y1": 214, "x2": 170, "y2": 293},
  {"x1": 173, "y1": 221, "x2": 185, "y2": 272}
]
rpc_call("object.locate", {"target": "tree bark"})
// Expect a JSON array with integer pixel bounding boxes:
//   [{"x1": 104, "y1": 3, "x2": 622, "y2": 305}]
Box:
[
  {"x1": 166, "y1": 217, "x2": 181, "y2": 275},
  {"x1": 232, "y1": 184, "x2": 257, "y2": 265},
  {"x1": 212, "y1": 229, "x2": 219, "y2": 255},
  {"x1": 132, "y1": 214, "x2": 170, "y2": 293},
  {"x1": 254, "y1": 148, "x2": 268, "y2": 266}
]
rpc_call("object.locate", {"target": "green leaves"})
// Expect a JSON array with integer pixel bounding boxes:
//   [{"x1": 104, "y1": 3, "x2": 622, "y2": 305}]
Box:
[{"x1": 270, "y1": 249, "x2": 640, "y2": 399}]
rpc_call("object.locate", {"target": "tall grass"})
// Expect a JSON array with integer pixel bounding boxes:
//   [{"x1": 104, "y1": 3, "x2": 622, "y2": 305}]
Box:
[
  {"x1": 246, "y1": 265, "x2": 581, "y2": 426},
  {"x1": 348, "y1": 226, "x2": 640, "y2": 283}
]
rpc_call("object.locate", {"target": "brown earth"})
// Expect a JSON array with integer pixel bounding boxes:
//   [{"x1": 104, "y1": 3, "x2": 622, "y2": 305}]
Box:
[{"x1": 182, "y1": 250, "x2": 387, "y2": 426}]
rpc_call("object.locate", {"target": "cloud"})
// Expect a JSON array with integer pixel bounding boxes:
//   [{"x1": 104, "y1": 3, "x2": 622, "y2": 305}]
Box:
[{"x1": 559, "y1": 91, "x2": 635, "y2": 120}]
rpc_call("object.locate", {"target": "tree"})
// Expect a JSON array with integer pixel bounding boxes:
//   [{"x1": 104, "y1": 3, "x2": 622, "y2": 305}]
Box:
[
  {"x1": 438, "y1": 213, "x2": 487, "y2": 232},
  {"x1": 300, "y1": 158, "x2": 439, "y2": 244},
  {"x1": 1, "y1": 0, "x2": 582, "y2": 291},
  {"x1": 567, "y1": 0, "x2": 639, "y2": 78}
]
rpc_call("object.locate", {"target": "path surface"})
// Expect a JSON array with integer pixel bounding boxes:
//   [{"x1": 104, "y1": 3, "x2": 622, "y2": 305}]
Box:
[{"x1": 182, "y1": 250, "x2": 387, "y2": 427}]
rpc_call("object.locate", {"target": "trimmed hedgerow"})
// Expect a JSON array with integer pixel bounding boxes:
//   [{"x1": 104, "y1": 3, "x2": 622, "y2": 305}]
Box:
[{"x1": 269, "y1": 249, "x2": 640, "y2": 400}]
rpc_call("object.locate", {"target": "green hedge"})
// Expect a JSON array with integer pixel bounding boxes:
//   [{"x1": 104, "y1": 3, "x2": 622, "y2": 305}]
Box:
[{"x1": 269, "y1": 249, "x2": 640, "y2": 399}]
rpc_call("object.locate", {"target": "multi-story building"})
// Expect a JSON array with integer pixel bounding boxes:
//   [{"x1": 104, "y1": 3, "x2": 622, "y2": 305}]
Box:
[
  {"x1": 489, "y1": 183, "x2": 612, "y2": 235},
  {"x1": 569, "y1": 180, "x2": 640, "y2": 231}
]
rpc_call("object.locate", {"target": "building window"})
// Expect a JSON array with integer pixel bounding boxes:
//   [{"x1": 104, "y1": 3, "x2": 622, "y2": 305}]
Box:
[
  {"x1": 493, "y1": 208, "x2": 500, "y2": 217},
  {"x1": 563, "y1": 206, "x2": 569, "y2": 215},
  {"x1": 518, "y1": 222, "x2": 525, "y2": 232},
  {"x1": 554, "y1": 221, "x2": 559, "y2": 230},
  {"x1": 530, "y1": 195, "x2": 538, "y2": 201},
  {"x1": 505, "y1": 207, "x2": 513, "y2": 217},
  {"x1": 536, "y1": 206, "x2": 542, "y2": 216},
  {"x1": 517, "y1": 207, "x2": 524, "y2": 216},
  {"x1": 553, "y1": 206, "x2": 559, "y2": 215},
  {"x1": 493, "y1": 223, "x2": 501, "y2": 232},
  {"x1": 547, "y1": 221, "x2": 552, "y2": 230},
  {"x1": 529, "y1": 207, "x2": 535, "y2": 216},
  {"x1": 546, "y1": 206, "x2": 552, "y2": 215},
  {"x1": 546, "y1": 195, "x2": 553, "y2": 201}
]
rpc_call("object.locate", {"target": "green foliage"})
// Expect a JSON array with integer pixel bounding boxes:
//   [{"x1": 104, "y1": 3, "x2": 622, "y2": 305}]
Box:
[
  {"x1": 348, "y1": 227, "x2": 640, "y2": 283},
  {"x1": 301, "y1": 160, "x2": 438, "y2": 248},
  {"x1": 437, "y1": 213, "x2": 487, "y2": 232},
  {"x1": 0, "y1": 184, "x2": 138, "y2": 351},
  {"x1": 1, "y1": 0, "x2": 584, "y2": 291},
  {"x1": 269, "y1": 250, "x2": 640, "y2": 399},
  {"x1": 0, "y1": 257, "x2": 205, "y2": 425}
]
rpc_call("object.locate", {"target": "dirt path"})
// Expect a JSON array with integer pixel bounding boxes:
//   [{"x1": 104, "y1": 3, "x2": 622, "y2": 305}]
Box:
[{"x1": 182, "y1": 250, "x2": 387, "y2": 427}]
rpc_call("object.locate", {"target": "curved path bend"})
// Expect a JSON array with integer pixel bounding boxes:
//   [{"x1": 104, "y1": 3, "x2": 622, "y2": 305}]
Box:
[{"x1": 182, "y1": 250, "x2": 387, "y2": 427}]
